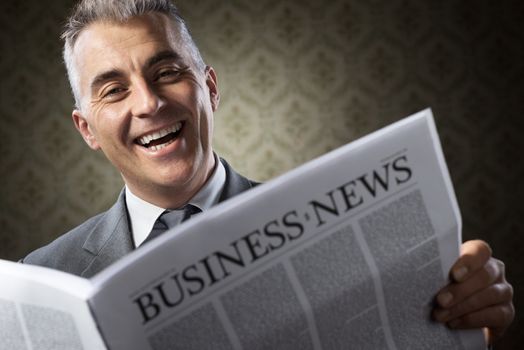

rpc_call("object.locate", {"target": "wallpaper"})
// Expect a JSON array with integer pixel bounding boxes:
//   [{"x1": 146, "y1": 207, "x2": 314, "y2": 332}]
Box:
[{"x1": 0, "y1": 0, "x2": 522, "y2": 347}]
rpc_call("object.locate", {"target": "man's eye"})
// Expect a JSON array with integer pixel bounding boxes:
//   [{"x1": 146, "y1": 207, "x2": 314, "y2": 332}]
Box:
[
  {"x1": 103, "y1": 87, "x2": 125, "y2": 98},
  {"x1": 156, "y1": 69, "x2": 181, "y2": 81}
]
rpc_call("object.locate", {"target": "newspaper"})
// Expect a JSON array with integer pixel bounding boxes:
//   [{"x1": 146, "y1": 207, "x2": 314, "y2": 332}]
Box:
[{"x1": 0, "y1": 109, "x2": 485, "y2": 349}]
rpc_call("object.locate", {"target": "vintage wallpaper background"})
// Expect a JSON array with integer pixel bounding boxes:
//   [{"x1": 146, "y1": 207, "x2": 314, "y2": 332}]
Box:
[{"x1": 0, "y1": 0, "x2": 522, "y2": 347}]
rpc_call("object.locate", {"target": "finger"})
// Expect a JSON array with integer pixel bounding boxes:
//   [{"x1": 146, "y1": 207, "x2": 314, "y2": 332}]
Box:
[
  {"x1": 436, "y1": 258, "x2": 502, "y2": 308},
  {"x1": 446, "y1": 303, "x2": 515, "y2": 338},
  {"x1": 433, "y1": 282, "x2": 513, "y2": 322},
  {"x1": 451, "y1": 240, "x2": 492, "y2": 282}
]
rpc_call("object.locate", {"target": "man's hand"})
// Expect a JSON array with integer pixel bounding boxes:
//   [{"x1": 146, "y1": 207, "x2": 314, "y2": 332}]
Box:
[{"x1": 433, "y1": 240, "x2": 514, "y2": 344}]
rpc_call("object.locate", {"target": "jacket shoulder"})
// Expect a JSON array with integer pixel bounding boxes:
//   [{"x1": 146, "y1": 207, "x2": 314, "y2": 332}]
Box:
[{"x1": 21, "y1": 212, "x2": 105, "y2": 275}]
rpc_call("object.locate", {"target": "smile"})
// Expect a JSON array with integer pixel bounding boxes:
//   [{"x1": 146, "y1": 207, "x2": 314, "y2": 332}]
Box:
[{"x1": 136, "y1": 122, "x2": 183, "y2": 151}]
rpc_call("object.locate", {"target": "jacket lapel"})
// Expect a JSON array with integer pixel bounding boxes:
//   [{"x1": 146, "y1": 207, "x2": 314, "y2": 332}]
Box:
[
  {"x1": 219, "y1": 158, "x2": 258, "y2": 202},
  {"x1": 80, "y1": 190, "x2": 134, "y2": 278}
]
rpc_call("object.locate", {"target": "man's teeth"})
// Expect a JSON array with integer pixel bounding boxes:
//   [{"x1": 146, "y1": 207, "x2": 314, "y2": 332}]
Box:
[
  {"x1": 138, "y1": 122, "x2": 182, "y2": 146},
  {"x1": 149, "y1": 139, "x2": 175, "y2": 151}
]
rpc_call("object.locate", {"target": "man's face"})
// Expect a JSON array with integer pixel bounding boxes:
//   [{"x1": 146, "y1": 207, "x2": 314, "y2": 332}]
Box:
[{"x1": 71, "y1": 14, "x2": 219, "y2": 206}]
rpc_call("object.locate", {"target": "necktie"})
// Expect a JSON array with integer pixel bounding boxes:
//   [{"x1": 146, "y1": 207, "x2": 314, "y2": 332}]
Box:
[{"x1": 143, "y1": 204, "x2": 201, "y2": 244}]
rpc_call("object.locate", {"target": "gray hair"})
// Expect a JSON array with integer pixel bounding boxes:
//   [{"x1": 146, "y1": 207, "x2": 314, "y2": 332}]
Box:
[{"x1": 62, "y1": 0, "x2": 205, "y2": 108}]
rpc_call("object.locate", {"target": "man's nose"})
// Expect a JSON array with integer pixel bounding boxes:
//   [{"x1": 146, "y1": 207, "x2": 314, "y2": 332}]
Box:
[{"x1": 131, "y1": 82, "x2": 165, "y2": 117}]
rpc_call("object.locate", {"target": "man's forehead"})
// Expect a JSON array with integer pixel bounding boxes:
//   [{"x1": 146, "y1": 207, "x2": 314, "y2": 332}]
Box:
[{"x1": 73, "y1": 13, "x2": 183, "y2": 57}]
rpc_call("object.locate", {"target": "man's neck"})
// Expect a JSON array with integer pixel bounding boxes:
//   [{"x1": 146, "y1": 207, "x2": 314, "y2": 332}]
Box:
[
  {"x1": 125, "y1": 154, "x2": 216, "y2": 209},
  {"x1": 125, "y1": 156, "x2": 226, "y2": 247}
]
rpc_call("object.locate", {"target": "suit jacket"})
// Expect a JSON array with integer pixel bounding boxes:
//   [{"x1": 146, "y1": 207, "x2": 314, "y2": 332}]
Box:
[{"x1": 22, "y1": 159, "x2": 258, "y2": 278}]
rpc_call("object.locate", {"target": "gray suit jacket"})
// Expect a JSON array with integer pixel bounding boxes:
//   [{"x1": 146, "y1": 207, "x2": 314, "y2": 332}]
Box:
[{"x1": 22, "y1": 160, "x2": 257, "y2": 278}]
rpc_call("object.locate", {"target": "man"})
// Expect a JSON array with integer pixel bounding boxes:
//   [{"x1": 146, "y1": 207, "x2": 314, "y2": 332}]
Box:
[{"x1": 22, "y1": 0, "x2": 514, "y2": 345}]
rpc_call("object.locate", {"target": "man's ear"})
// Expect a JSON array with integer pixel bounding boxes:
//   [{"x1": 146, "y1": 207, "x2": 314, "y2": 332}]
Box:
[
  {"x1": 72, "y1": 110, "x2": 100, "y2": 150},
  {"x1": 205, "y1": 66, "x2": 220, "y2": 111}
]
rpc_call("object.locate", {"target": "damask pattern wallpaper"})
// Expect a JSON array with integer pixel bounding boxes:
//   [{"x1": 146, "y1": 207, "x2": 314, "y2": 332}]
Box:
[{"x1": 0, "y1": 0, "x2": 522, "y2": 347}]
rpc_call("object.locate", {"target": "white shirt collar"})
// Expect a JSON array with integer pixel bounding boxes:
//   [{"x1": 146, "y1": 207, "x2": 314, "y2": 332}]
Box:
[{"x1": 125, "y1": 155, "x2": 226, "y2": 247}]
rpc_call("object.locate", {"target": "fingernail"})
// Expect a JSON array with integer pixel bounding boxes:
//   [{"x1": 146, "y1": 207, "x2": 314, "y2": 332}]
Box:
[
  {"x1": 453, "y1": 266, "x2": 468, "y2": 281},
  {"x1": 437, "y1": 292, "x2": 453, "y2": 307},
  {"x1": 434, "y1": 309, "x2": 449, "y2": 321}
]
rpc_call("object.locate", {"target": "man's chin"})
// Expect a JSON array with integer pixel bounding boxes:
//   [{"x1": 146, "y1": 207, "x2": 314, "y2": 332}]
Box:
[{"x1": 151, "y1": 164, "x2": 204, "y2": 190}]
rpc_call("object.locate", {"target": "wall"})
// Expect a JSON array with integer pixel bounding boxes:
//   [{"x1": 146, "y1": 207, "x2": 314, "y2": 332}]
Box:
[{"x1": 0, "y1": 0, "x2": 522, "y2": 347}]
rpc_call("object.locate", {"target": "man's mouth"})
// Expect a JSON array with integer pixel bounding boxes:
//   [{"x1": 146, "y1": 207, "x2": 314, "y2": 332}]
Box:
[{"x1": 136, "y1": 122, "x2": 183, "y2": 151}]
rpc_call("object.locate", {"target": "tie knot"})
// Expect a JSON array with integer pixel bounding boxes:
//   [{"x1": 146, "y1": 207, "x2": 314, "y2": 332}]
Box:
[
  {"x1": 143, "y1": 204, "x2": 202, "y2": 245},
  {"x1": 160, "y1": 204, "x2": 202, "y2": 228},
  {"x1": 179, "y1": 203, "x2": 202, "y2": 222},
  {"x1": 151, "y1": 203, "x2": 201, "y2": 234}
]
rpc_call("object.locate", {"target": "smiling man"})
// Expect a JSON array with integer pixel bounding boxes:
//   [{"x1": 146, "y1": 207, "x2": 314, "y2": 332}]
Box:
[
  {"x1": 71, "y1": 13, "x2": 217, "y2": 210},
  {"x1": 22, "y1": 0, "x2": 513, "y2": 346}
]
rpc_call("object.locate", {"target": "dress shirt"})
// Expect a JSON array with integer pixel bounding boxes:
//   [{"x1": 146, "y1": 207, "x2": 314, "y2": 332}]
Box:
[{"x1": 125, "y1": 155, "x2": 226, "y2": 247}]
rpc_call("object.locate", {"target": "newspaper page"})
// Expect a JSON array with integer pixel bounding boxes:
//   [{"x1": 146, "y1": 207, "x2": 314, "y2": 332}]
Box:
[
  {"x1": 0, "y1": 260, "x2": 107, "y2": 350},
  {"x1": 89, "y1": 109, "x2": 486, "y2": 349}
]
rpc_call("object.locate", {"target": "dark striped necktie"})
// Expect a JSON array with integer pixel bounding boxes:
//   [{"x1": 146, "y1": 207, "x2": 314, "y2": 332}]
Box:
[{"x1": 143, "y1": 204, "x2": 201, "y2": 245}]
